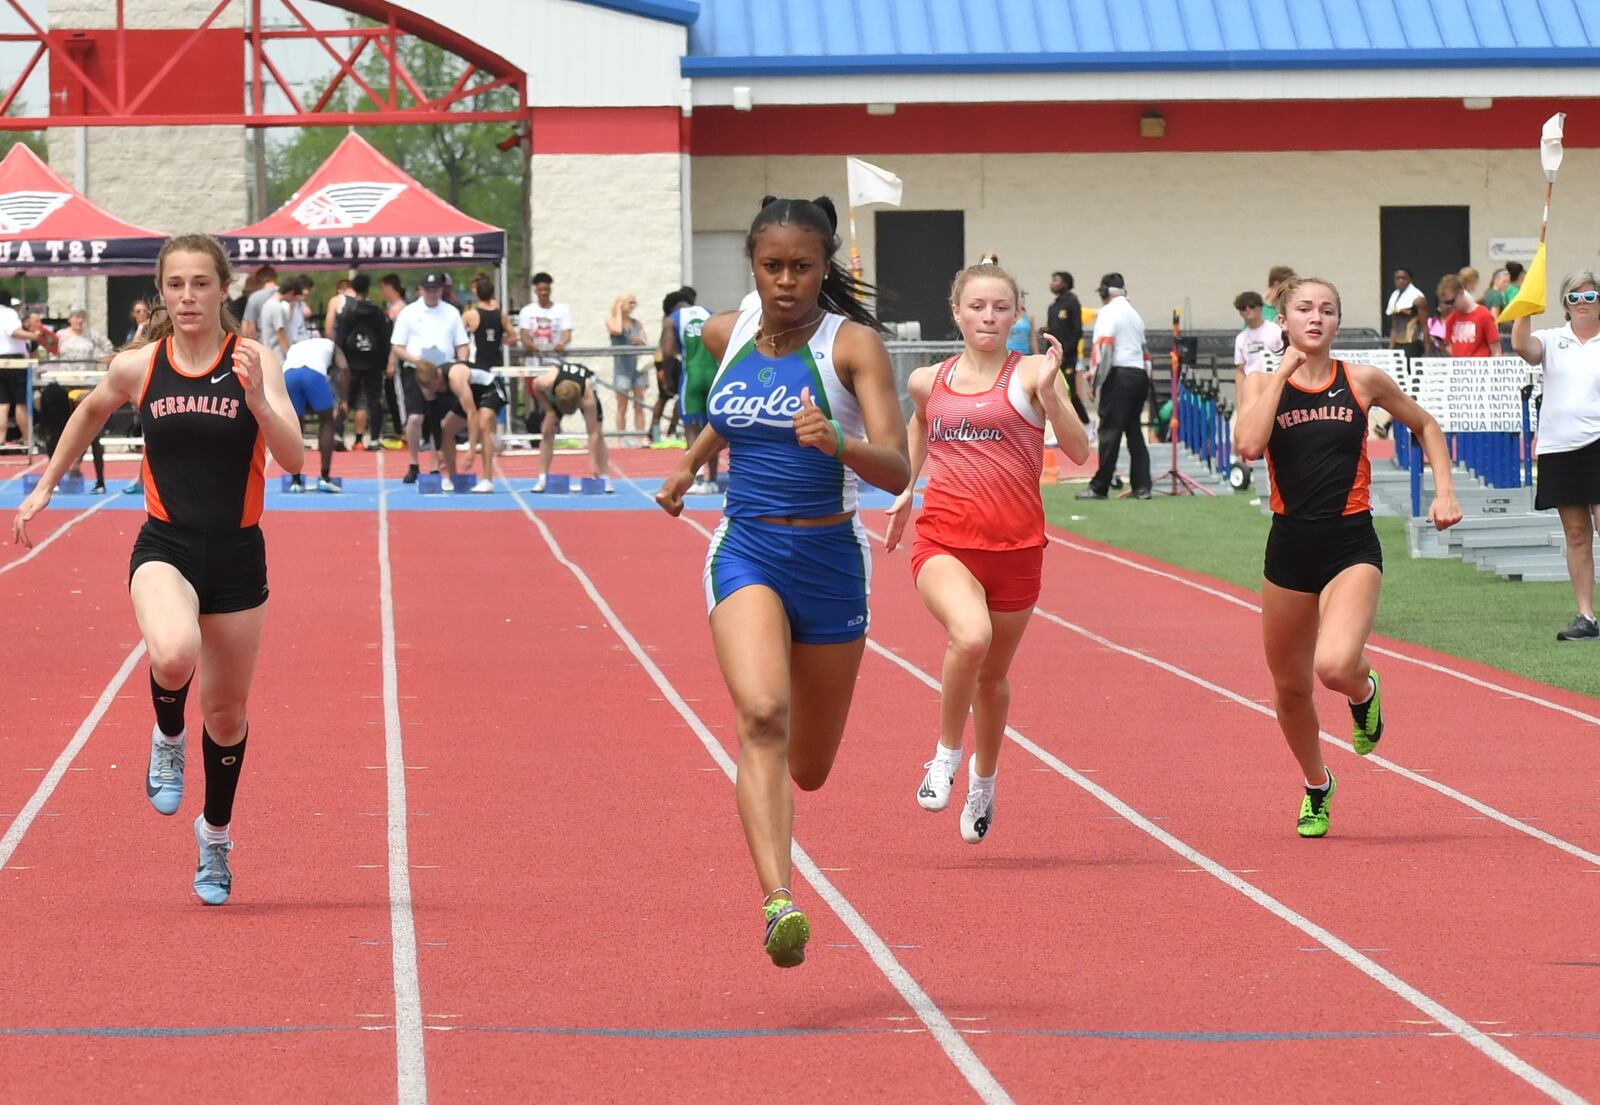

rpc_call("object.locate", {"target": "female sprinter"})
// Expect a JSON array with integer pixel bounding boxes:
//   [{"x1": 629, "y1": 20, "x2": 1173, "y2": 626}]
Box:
[
  {"x1": 656, "y1": 196, "x2": 909, "y2": 967},
  {"x1": 885, "y1": 262, "x2": 1090, "y2": 842},
  {"x1": 1235, "y1": 277, "x2": 1459, "y2": 837},
  {"x1": 12, "y1": 234, "x2": 303, "y2": 903}
]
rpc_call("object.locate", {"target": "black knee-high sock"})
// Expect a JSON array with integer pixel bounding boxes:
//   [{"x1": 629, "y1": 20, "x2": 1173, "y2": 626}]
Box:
[
  {"x1": 202, "y1": 727, "x2": 247, "y2": 829},
  {"x1": 150, "y1": 672, "x2": 192, "y2": 737}
]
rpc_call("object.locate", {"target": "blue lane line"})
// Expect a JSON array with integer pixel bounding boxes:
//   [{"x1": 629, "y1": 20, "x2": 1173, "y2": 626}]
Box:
[{"x1": 0, "y1": 480, "x2": 904, "y2": 514}]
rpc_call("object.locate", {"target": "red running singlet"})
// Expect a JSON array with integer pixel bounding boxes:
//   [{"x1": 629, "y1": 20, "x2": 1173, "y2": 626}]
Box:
[
  {"x1": 137, "y1": 334, "x2": 266, "y2": 529},
  {"x1": 915, "y1": 351, "x2": 1046, "y2": 551}
]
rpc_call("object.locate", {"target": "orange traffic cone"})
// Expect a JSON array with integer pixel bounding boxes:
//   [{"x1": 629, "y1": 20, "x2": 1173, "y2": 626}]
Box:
[{"x1": 1041, "y1": 447, "x2": 1059, "y2": 485}]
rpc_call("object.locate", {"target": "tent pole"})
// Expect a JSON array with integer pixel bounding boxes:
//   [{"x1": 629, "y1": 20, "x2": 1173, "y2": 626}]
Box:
[{"x1": 74, "y1": 127, "x2": 88, "y2": 312}]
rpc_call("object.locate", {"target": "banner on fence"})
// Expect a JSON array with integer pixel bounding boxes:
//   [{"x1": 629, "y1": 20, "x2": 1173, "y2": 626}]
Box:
[{"x1": 1411, "y1": 357, "x2": 1531, "y2": 433}]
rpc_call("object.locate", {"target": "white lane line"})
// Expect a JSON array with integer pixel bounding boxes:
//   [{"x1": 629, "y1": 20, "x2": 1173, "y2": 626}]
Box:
[
  {"x1": 1, "y1": 495, "x2": 117, "y2": 577},
  {"x1": 376, "y1": 455, "x2": 428, "y2": 1105},
  {"x1": 0, "y1": 642, "x2": 144, "y2": 872},
  {"x1": 1045, "y1": 532, "x2": 1600, "y2": 729},
  {"x1": 0, "y1": 457, "x2": 43, "y2": 491},
  {"x1": 648, "y1": 498, "x2": 1586, "y2": 1103},
  {"x1": 507, "y1": 487, "x2": 1015, "y2": 1105},
  {"x1": 864, "y1": 638, "x2": 1588, "y2": 1105},
  {"x1": 1027, "y1": 605, "x2": 1600, "y2": 869}
]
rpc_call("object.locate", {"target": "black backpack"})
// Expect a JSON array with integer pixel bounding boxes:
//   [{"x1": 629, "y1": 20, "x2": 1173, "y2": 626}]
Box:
[{"x1": 337, "y1": 299, "x2": 390, "y2": 364}]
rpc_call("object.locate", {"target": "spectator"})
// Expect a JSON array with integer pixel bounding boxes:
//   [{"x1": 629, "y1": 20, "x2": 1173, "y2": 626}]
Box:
[
  {"x1": 517, "y1": 271, "x2": 573, "y2": 363},
  {"x1": 1510, "y1": 269, "x2": 1600, "y2": 641},
  {"x1": 1483, "y1": 268, "x2": 1512, "y2": 321},
  {"x1": 124, "y1": 300, "x2": 150, "y2": 347},
  {"x1": 1233, "y1": 290, "x2": 1285, "y2": 404},
  {"x1": 335, "y1": 273, "x2": 393, "y2": 450},
  {"x1": 258, "y1": 277, "x2": 308, "y2": 361},
  {"x1": 378, "y1": 273, "x2": 408, "y2": 435},
  {"x1": 1044, "y1": 270, "x2": 1088, "y2": 419},
  {"x1": 390, "y1": 271, "x2": 469, "y2": 484},
  {"x1": 606, "y1": 292, "x2": 649, "y2": 434},
  {"x1": 23, "y1": 311, "x2": 57, "y2": 359},
  {"x1": 1436, "y1": 274, "x2": 1500, "y2": 357},
  {"x1": 1264, "y1": 264, "x2": 1296, "y2": 320},
  {"x1": 239, "y1": 264, "x2": 277, "y2": 340},
  {"x1": 1458, "y1": 266, "x2": 1481, "y2": 304},
  {"x1": 323, "y1": 276, "x2": 354, "y2": 339},
  {"x1": 0, "y1": 292, "x2": 42, "y2": 449},
  {"x1": 1077, "y1": 272, "x2": 1151, "y2": 500},
  {"x1": 461, "y1": 273, "x2": 505, "y2": 373},
  {"x1": 1505, "y1": 261, "x2": 1526, "y2": 303},
  {"x1": 1006, "y1": 289, "x2": 1038, "y2": 355},
  {"x1": 1385, "y1": 267, "x2": 1432, "y2": 358},
  {"x1": 54, "y1": 308, "x2": 114, "y2": 365}
]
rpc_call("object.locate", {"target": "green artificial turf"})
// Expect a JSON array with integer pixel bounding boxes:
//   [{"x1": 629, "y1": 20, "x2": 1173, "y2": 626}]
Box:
[{"x1": 1043, "y1": 485, "x2": 1600, "y2": 700}]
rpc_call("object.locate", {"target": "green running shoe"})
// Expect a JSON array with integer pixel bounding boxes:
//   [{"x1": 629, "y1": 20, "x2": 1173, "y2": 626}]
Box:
[
  {"x1": 1350, "y1": 670, "x2": 1384, "y2": 756},
  {"x1": 762, "y1": 899, "x2": 810, "y2": 968},
  {"x1": 1297, "y1": 771, "x2": 1336, "y2": 839}
]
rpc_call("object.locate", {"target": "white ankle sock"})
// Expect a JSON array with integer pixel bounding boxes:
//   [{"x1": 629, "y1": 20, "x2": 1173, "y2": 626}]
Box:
[
  {"x1": 1350, "y1": 675, "x2": 1375, "y2": 707},
  {"x1": 201, "y1": 820, "x2": 230, "y2": 845},
  {"x1": 1305, "y1": 776, "x2": 1331, "y2": 792},
  {"x1": 932, "y1": 743, "x2": 961, "y2": 769},
  {"x1": 969, "y1": 761, "x2": 996, "y2": 792},
  {"x1": 156, "y1": 728, "x2": 184, "y2": 746}
]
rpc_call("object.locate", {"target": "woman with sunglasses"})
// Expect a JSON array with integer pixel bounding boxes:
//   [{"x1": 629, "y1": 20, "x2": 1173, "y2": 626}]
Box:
[{"x1": 1511, "y1": 271, "x2": 1600, "y2": 640}]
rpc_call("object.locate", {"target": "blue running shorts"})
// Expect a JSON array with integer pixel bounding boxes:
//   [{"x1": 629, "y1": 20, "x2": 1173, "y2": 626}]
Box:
[
  {"x1": 284, "y1": 367, "x2": 335, "y2": 418},
  {"x1": 703, "y1": 516, "x2": 871, "y2": 645}
]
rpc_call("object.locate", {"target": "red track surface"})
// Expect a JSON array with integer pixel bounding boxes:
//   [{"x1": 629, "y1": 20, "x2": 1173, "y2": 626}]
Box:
[{"x1": 1, "y1": 446, "x2": 1594, "y2": 1104}]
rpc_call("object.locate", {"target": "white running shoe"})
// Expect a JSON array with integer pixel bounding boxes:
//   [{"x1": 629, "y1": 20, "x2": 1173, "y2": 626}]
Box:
[
  {"x1": 471, "y1": 478, "x2": 494, "y2": 493},
  {"x1": 531, "y1": 474, "x2": 547, "y2": 493},
  {"x1": 601, "y1": 477, "x2": 614, "y2": 494},
  {"x1": 146, "y1": 726, "x2": 186, "y2": 816},
  {"x1": 315, "y1": 477, "x2": 342, "y2": 494},
  {"x1": 439, "y1": 473, "x2": 454, "y2": 492},
  {"x1": 285, "y1": 478, "x2": 305, "y2": 494},
  {"x1": 685, "y1": 479, "x2": 713, "y2": 496},
  {"x1": 917, "y1": 757, "x2": 957, "y2": 811},
  {"x1": 960, "y1": 776, "x2": 996, "y2": 844}
]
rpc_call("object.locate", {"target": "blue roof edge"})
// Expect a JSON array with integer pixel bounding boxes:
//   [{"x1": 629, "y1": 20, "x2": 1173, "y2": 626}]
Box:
[
  {"x1": 582, "y1": 0, "x2": 699, "y2": 28},
  {"x1": 683, "y1": 47, "x2": 1600, "y2": 77}
]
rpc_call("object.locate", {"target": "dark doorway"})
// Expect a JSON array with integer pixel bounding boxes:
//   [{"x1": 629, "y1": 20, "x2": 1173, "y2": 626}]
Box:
[
  {"x1": 875, "y1": 210, "x2": 964, "y2": 340},
  {"x1": 1379, "y1": 206, "x2": 1470, "y2": 325},
  {"x1": 107, "y1": 275, "x2": 155, "y2": 347}
]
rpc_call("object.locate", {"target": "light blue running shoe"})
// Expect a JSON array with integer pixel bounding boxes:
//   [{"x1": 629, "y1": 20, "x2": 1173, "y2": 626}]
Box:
[
  {"x1": 193, "y1": 815, "x2": 234, "y2": 906},
  {"x1": 146, "y1": 727, "x2": 185, "y2": 816}
]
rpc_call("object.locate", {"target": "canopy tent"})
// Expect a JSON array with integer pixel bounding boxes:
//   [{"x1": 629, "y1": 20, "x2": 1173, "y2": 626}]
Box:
[
  {"x1": 217, "y1": 134, "x2": 505, "y2": 270},
  {"x1": 0, "y1": 142, "x2": 167, "y2": 274}
]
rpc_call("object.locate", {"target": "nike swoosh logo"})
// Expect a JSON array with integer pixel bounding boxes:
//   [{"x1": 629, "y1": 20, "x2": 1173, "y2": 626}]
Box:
[
  {"x1": 1328, "y1": 388, "x2": 1344, "y2": 398},
  {"x1": 974, "y1": 402, "x2": 989, "y2": 408},
  {"x1": 146, "y1": 778, "x2": 162, "y2": 798},
  {"x1": 211, "y1": 372, "x2": 231, "y2": 384}
]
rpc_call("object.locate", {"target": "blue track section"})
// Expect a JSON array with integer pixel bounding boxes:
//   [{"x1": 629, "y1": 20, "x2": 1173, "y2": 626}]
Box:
[{"x1": 0, "y1": 478, "x2": 904, "y2": 514}]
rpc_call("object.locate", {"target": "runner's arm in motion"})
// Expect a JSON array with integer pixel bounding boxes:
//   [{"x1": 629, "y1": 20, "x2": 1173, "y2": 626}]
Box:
[
  {"x1": 811, "y1": 321, "x2": 910, "y2": 495},
  {"x1": 1349, "y1": 364, "x2": 1461, "y2": 531},
  {"x1": 1032, "y1": 333, "x2": 1091, "y2": 464},
  {"x1": 1233, "y1": 347, "x2": 1303, "y2": 462},
  {"x1": 884, "y1": 364, "x2": 938, "y2": 551},
  {"x1": 10, "y1": 347, "x2": 147, "y2": 544},
  {"x1": 657, "y1": 425, "x2": 727, "y2": 517},
  {"x1": 234, "y1": 338, "x2": 304, "y2": 476}
]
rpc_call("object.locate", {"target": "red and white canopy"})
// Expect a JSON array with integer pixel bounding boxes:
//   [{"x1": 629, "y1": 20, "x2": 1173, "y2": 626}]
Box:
[
  {"x1": 0, "y1": 142, "x2": 167, "y2": 274},
  {"x1": 218, "y1": 134, "x2": 505, "y2": 269}
]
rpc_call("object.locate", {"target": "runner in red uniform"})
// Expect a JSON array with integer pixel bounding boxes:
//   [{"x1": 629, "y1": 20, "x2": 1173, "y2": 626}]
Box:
[{"x1": 886, "y1": 261, "x2": 1090, "y2": 843}]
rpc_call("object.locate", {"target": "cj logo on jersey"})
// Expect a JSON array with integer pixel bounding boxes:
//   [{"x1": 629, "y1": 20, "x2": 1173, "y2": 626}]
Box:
[{"x1": 710, "y1": 381, "x2": 806, "y2": 428}]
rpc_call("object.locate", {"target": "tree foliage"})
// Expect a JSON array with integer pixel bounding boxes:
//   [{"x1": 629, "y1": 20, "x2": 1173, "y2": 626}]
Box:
[{"x1": 264, "y1": 33, "x2": 524, "y2": 302}]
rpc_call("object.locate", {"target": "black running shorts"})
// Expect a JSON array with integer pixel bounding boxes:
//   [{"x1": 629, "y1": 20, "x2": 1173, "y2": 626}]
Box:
[
  {"x1": 1263, "y1": 512, "x2": 1382, "y2": 594},
  {"x1": 130, "y1": 517, "x2": 269, "y2": 615}
]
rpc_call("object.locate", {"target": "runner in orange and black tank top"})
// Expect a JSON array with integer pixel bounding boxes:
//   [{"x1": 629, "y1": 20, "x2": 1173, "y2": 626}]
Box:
[
  {"x1": 1265, "y1": 359, "x2": 1371, "y2": 521},
  {"x1": 138, "y1": 333, "x2": 267, "y2": 530}
]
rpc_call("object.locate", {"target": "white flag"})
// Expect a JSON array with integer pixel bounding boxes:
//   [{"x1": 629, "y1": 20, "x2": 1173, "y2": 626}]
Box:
[
  {"x1": 846, "y1": 157, "x2": 902, "y2": 209},
  {"x1": 1540, "y1": 112, "x2": 1566, "y2": 181}
]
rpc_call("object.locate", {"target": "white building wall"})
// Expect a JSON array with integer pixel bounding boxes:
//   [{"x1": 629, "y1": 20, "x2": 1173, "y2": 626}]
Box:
[
  {"x1": 529, "y1": 151, "x2": 681, "y2": 351},
  {"x1": 691, "y1": 149, "x2": 1600, "y2": 334},
  {"x1": 392, "y1": 0, "x2": 686, "y2": 107}
]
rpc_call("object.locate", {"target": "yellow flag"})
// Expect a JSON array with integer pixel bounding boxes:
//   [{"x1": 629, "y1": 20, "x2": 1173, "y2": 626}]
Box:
[{"x1": 1498, "y1": 243, "x2": 1547, "y2": 322}]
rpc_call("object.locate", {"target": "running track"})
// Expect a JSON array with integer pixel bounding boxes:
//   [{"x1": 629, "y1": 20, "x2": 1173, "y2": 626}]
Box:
[{"x1": 1, "y1": 448, "x2": 1594, "y2": 1104}]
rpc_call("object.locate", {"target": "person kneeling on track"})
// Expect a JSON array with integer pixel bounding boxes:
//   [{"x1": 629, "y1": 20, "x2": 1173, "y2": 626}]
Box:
[
  {"x1": 415, "y1": 359, "x2": 504, "y2": 493},
  {"x1": 281, "y1": 336, "x2": 346, "y2": 493},
  {"x1": 529, "y1": 361, "x2": 612, "y2": 494}
]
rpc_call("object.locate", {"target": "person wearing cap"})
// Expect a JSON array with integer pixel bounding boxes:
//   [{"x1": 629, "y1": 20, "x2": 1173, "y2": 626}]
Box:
[
  {"x1": 390, "y1": 271, "x2": 469, "y2": 484},
  {"x1": 1078, "y1": 273, "x2": 1151, "y2": 500}
]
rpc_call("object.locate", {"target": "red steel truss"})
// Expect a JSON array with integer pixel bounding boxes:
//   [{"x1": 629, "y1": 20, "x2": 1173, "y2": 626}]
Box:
[{"x1": 0, "y1": 0, "x2": 527, "y2": 129}]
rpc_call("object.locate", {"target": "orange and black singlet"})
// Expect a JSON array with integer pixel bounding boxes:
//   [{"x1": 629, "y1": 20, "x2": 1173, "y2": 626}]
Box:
[
  {"x1": 137, "y1": 334, "x2": 266, "y2": 529},
  {"x1": 1265, "y1": 360, "x2": 1371, "y2": 520}
]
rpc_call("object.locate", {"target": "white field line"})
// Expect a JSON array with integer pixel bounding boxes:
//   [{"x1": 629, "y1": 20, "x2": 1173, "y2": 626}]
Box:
[
  {"x1": 1044, "y1": 532, "x2": 1600, "y2": 728},
  {"x1": 376, "y1": 456, "x2": 428, "y2": 1105},
  {"x1": 508, "y1": 485, "x2": 1015, "y2": 1105},
  {"x1": 1, "y1": 494, "x2": 117, "y2": 577}
]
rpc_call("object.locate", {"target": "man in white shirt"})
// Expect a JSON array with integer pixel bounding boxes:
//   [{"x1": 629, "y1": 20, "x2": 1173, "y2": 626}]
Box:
[
  {"x1": 391, "y1": 271, "x2": 470, "y2": 483},
  {"x1": 1233, "y1": 289, "x2": 1284, "y2": 383},
  {"x1": 516, "y1": 271, "x2": 573, "y2": 365},
  {"x1": 0, "y1": 293, "x2": 45, "y2": 451},
  {"x1": 1079, "y1": 273, "x2": 1151, "y2": 500},
  {"x1": 281, "y1": 336, "x2": 346, "y2": 493},
  {"x1": 258, "y1": 278, "x2": 309, "y2": 362}
]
